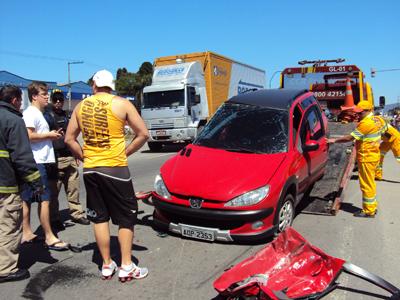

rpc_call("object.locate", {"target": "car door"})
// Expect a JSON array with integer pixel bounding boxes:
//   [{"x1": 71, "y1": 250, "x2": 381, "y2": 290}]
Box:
[
  {"x1": 299, "y1": 105, "x2": 328, "y2": 178},
  {"x1": 290, "y1": 104, "x2": 309, "y2": 195}
]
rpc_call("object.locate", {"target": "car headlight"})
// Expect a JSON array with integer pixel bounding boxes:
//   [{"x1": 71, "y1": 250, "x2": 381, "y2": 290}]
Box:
[
  {"x1": 154, "y1": 174, "x2": 172, "y2": 200},
  {"x1": 224, "y1": 185, "x2": 270, "y2": 207}
]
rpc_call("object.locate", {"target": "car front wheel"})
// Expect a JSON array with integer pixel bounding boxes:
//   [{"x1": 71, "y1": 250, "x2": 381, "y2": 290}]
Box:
[{"x1": 277, "y1": 194, "x2": 294, "y2": 233}]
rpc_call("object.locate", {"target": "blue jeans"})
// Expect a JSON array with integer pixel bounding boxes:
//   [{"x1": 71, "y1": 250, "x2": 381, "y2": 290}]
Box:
[{"x1": 21, "y1": 164, "x2": 53, "y2": 203}]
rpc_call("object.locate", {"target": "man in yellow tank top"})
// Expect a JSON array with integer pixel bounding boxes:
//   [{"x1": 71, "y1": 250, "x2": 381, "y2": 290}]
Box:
[
  {"x1": 328, "y1": 100, "x2": 383, "y2": 218},
  {"x1": 65, "y1": 70, "x2": 150, "y2": 281}
]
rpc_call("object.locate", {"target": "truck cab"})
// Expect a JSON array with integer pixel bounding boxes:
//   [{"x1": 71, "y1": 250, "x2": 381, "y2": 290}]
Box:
[{"x1": 142, "y1": 62, "x2": 208, "y2": 151}]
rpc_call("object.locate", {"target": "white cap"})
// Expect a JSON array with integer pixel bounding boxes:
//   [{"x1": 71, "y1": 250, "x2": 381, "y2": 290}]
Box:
[{"x1": 92, "y1": 69, "x2": 115, "y2": 90}]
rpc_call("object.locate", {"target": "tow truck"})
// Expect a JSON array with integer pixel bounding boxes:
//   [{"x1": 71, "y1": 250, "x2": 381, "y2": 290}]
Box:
[{"x1": 280, "y1": 59, "x2": 375, "y2": 215}]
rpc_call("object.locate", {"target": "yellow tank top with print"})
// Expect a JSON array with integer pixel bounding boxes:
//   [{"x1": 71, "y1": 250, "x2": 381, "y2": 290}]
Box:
[{"x1": 79, "y1": 93, "x2": 127, "y2": 168}]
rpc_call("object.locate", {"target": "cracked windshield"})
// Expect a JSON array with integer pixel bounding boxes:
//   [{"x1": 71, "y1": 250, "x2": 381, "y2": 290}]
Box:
[{"x1": 194, "y1": 103, "x2": 288, "y2": 154}]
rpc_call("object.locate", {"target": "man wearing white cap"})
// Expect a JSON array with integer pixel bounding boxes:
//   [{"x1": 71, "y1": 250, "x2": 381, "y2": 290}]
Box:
[{"x1": 65, "y1": 70, "x2": 150, "y2": 281}]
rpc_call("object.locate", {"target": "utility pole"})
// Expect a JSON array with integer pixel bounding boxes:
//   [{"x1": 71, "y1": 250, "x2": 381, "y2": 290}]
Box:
[{"x1": 67, "y1": 61, "x2": 84, "y2": 112}]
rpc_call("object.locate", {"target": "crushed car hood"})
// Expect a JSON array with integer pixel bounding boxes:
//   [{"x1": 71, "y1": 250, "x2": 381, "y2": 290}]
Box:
[{"x1": 160, "y1": 145, "x2": 286, "y2": 202}]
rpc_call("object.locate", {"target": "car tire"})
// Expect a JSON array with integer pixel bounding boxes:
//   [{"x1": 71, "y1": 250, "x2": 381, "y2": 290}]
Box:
[{"x1": 275, "y1": 193, "x2": 295, "y2": 236}]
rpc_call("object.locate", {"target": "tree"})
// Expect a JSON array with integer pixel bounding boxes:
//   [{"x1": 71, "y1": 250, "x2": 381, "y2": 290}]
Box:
[{"x1": 115, "y1": 62, "x2": 153, "y2": 110}]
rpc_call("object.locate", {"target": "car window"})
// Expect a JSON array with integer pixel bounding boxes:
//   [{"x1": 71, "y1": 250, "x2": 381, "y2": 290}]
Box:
[
  {"x1": 299, "y1": 105, "x2": 324, "y2": 145},
  {"x1": 194, "y1": 103, "x2": 288, "y2": 154},
  {"x1": 300, "y1": 96, "x2": 316, "y2": 110}
]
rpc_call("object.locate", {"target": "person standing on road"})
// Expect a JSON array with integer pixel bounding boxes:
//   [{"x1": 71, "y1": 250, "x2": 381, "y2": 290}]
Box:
[
  {"x1": 65, "y1": 70, "x2": 150, "y2": 281},
  {"x1": 43, "y1": 90, "x2": 90, "y2": 228},
  {"x1": 0, "y1": 86, "x2": 43, "y2": 283},
  {"x1": 328, "y1": 100, "x2": 384, "y2": 218},
  {"x1": 21, "y1": 82, "x2": 69, "y2": 250},
  {"x1": 373, "y1": 115, "x2": 400, "y2": 180}
]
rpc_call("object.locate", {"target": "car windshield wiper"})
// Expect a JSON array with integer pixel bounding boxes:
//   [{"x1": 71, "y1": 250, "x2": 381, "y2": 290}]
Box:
[{"x1": 223, "y1": 147, "x2": 263, "y2": 154}]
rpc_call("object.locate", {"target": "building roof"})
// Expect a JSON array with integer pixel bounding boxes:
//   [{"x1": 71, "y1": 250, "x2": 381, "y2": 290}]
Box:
[
  {"x1": 0, "y1": 70, "x2": 92, "y2": 99},
  {"x1": 228, "y1": 88, "x2": 308, "y2": 110},
  {"x1": 0, "y1": 70, "x2": 57, "y2": 89}
]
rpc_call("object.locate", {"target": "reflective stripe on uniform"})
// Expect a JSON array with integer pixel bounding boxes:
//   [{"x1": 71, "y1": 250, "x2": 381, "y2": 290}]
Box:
[
  {"x1": 0, "y1": 150, "x2": 10, "y2": 158},
  {"x1": 396, "y1": 157, "x2": 400, "y2": 162},
  {"x1": 24, "y1": 170, "x2": 40, "y2": 182},
  {"x1": 360, "y1": 132, "x2": 382, "y2": 141},
  {"x1": 362, "y1": 196, "x2": 376, "y2": 203},
  {"x1": 0, "y1": 186, "x2": 18, "y2": 193}
]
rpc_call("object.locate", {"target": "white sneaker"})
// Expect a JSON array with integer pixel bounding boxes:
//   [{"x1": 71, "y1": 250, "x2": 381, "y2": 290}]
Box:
[
  {"x1": 118, "y1": 263, "x2": 148, "y2": 282},
  {"x1": 101, "y1": 260, "x2": 118, "y2": 279}
]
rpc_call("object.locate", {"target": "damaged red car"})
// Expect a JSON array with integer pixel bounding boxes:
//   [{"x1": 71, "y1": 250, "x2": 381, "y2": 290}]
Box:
[{"x1": 152, "y1": 89, "x2": 328, "y2": 242}]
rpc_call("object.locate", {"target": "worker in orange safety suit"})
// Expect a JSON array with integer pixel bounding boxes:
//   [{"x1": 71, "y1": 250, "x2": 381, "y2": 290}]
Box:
[
  {"x1": 328, "y1": 100, "x2": 384, "y2": 218},
  {"x1": 373, "y1": 116, "x2": 400, "y2": 180}
]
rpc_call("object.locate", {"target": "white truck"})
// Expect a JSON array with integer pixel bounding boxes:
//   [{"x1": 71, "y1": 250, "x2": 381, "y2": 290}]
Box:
[{"x1": 142, "y1": 51, "x2": 265, "y2": 151}]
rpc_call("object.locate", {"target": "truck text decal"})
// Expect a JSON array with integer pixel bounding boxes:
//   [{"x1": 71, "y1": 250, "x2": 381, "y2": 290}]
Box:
[
  {"x1": 157, "y1": 67, "x2": 185, "y2": 76},
  {"x1": 238, "y1": 80, "x2": 264, "y2": 94}
]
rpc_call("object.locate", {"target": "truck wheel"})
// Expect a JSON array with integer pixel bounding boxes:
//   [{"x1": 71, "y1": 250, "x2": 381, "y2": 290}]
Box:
[
  {"x1": 275, "y1": 194, "x2": 294, "y2": 235},
  {"x1": 148, "y1": 142, "x2": 163, "y2": 152}
]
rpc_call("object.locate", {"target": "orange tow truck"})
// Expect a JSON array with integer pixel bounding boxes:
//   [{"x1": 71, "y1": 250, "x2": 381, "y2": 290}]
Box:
[{"x1": 280, "y1": 59, "x2": 375, "y2": 215}]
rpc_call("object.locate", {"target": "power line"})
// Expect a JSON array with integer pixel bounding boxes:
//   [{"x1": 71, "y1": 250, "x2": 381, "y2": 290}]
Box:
[
  {"x1": 0, "y1": 49, "x2": 117, "y2": 73},
  {"x1": 0, "y1": 49, "x2": 78, "y2": 62}
]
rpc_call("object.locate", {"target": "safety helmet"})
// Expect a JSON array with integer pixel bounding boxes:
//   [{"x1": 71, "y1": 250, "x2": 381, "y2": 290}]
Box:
[{"x1": 355, "y1": 100, "x2": 373, "y2": 111}]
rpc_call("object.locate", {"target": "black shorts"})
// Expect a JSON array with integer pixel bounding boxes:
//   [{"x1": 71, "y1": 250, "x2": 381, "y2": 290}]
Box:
[{"x1": 83, "y1": 167, "x2": 138, "y2": 228}]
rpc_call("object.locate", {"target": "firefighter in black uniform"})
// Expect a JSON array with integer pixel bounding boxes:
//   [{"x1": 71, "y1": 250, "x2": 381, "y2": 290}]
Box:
[{"x1": 0, "y1": 85, "x2": 43, "y2": 283}]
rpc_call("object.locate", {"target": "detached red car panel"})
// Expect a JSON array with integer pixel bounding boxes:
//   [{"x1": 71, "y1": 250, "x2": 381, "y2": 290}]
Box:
[{"x1": 152, "y1": 89, "x2": 328, "y2": 242}]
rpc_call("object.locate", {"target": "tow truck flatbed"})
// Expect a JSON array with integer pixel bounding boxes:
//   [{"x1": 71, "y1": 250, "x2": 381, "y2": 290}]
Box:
[{"x1": 301, "y1": 122, "x2": 356, "y2": 215}]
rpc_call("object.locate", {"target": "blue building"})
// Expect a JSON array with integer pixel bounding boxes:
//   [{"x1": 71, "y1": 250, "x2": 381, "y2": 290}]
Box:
[{"x1": 0, "y1": 70, "x2": 92, "y2": 111}]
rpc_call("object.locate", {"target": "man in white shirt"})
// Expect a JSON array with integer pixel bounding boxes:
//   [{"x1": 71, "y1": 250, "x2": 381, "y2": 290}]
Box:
[{"x1": 21, "y1": 82, "x2": 69, "y2": 250}]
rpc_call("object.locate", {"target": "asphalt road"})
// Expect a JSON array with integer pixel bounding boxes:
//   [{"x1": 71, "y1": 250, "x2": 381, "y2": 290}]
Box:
[{"x1": 2, "y1": 143, "x2": 399, "y2": 300}]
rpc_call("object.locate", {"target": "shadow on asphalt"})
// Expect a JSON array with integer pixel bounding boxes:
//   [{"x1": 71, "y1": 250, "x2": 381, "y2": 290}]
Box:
[
  {"x1": 18, "y1": 243, "x2": 59, "y2": 270},
  {"x1": 79, "y1": 236, "x2": 148, "y2": 270},
  {"x1": 339, "y1": 202, "x2": 361, "y2": 214}
]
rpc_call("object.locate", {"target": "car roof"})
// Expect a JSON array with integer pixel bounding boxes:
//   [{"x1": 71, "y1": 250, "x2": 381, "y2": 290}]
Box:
[{"x1": 228, "y1": 89, "x2": 309, "y2": 110}]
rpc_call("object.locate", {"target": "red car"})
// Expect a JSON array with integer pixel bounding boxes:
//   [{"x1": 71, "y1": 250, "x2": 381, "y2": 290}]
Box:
[{"x1": 152, "y1": 89, "x2": 328, "y2": 242}]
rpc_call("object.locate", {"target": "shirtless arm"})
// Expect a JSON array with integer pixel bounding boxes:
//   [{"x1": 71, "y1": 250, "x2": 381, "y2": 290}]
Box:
[
  {"x1": 122, "y1": 100, "x2": 149, "y2": 156},
  {"x1": 65, "y1": 104, "x2": 84, "y2": 160}
]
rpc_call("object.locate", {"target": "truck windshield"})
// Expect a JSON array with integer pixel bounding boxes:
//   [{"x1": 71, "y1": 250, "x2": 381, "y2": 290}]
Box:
[
  {"x1": 142, "y1": 89, "x2": 185, "y2": 109},
  {"x1": 194, "y1": 103, "x2": 288, "y2": 154}
]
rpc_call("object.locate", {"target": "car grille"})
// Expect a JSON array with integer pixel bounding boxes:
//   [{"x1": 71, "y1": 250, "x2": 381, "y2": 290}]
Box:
[{"x1": 159, "y1": 209, "x2": 246, "y2": 230}]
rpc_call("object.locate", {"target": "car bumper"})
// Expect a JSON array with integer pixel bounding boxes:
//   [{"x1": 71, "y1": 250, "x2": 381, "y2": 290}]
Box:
[{"x1": 152, "y1": 197, "x2": 276, "y2": 242}]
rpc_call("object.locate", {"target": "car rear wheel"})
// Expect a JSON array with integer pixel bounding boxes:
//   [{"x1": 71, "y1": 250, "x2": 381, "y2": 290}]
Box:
[{"x1": 276, "y1": 194, "x2": 294, "y2": 234}]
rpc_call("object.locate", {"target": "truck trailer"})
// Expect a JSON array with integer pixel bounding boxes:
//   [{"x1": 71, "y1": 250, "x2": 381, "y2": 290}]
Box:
[
  {"x1": 280, "y1": 59, "x2": 374, "y2": 214},
  {"x1": 142, "y1": 51, "x2": 265, "y2": 151}
]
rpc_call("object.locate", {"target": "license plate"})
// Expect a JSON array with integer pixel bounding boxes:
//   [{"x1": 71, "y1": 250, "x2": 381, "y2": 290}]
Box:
[
  {"x1": 181, "y1": 225, "x2": 215, "y2": 241},
  {"x1": 156, "y1": 130, "x2": 166, "y2": 136}
]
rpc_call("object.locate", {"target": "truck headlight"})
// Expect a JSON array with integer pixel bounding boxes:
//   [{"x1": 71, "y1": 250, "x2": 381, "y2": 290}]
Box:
[
  {"x1": 224, "y1": 185, "x2": 270, "y2": 207},
  {"x1": 154, "y1": 174, "x2": 172, "y2": 200}
]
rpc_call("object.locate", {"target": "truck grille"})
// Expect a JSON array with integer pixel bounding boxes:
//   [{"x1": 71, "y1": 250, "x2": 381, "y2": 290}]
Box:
[{"x1": 151, "y1": 122, "x2": 174, "y2": 129}]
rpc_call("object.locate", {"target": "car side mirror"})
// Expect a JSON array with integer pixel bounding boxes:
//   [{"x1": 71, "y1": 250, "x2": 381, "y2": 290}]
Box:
[{"x1": 303, "y1": 140, "x2": 319, "y2": 152}]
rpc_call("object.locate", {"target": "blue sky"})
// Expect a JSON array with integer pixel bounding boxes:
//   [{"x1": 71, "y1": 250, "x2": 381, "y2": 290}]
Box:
[{"x1": 1, "y1": 0, "x2": 399, "y2": 104}]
